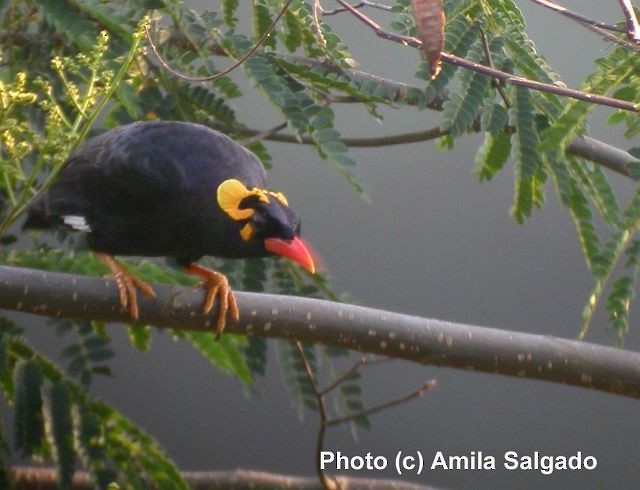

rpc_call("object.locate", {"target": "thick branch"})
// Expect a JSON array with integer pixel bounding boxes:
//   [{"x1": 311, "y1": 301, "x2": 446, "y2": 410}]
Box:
[
  {"x1": 1, "y1": 266, "x2": 640, "y2": 399},
  {"x1": 567, "y1": 135, "x2": 640, "y2": 179},
  {"x1": 10, "y1": 467, "x2": 436, "y2": 490}
]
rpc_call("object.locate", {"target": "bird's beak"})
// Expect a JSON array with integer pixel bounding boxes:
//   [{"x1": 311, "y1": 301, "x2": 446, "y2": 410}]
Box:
[{"x1": 265, "y1": 236, "x2": 316, "y2": 274}]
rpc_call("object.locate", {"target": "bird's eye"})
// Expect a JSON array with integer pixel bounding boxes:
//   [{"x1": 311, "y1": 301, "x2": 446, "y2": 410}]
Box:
[{"x1": 251, "y1": 210, "x2": 267, "y2": 234}]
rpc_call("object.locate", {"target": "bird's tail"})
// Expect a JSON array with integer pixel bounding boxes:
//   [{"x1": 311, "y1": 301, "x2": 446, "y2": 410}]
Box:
[{"x1": 22, "y1": 198, "x2": 55, "y2": 229}]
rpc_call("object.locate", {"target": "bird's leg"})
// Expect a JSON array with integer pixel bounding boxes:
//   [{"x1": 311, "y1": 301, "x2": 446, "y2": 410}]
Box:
[
  {"x1": 94, "y1": 252, "x2": 156, "y2": 320},
  {"x1": 183, "y1": 263, "x2": 239, "y2": 335}
]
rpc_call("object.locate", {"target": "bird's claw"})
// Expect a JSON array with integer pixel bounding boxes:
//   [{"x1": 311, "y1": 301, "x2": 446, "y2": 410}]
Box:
[
  {"x1": 186, "y1": 264, "x2": 239, "y2": 336},
  {"x1": 96, "y1": 253, "x2": 156, "y2": 321},
  {"x1": 116, "y1": 273, "x2": 156, "y2": 320},
  {"x1": 197, "y1": 271, "x2": 239, "y2": 335}
]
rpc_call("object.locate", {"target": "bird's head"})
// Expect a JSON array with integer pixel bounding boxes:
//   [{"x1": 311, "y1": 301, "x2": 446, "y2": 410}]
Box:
[{"x1": 216, "y1": 179, "x2": 316, "y2": 274}]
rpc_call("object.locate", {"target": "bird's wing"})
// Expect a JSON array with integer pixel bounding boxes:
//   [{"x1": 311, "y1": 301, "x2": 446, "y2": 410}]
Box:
[
  {"x1": 28, "y1": 124, "x2": 190, "y2": 228},
  {"x1": 26, "y1": 122, "x2": 267, "y2": 230}
]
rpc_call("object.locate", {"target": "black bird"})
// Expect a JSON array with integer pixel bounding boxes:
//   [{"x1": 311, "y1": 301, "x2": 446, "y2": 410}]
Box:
[{"x1": 25, "y1": 121, "x2": 316, "y2": 333}]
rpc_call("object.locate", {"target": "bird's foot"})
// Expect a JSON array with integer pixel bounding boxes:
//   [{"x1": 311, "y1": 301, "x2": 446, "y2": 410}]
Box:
[
  {"x1": 184, "y1": 263, "x2": 239, "y2": 336},
  {"x1": 94, "y1": 253, "x2": 156, "y2": 320}
]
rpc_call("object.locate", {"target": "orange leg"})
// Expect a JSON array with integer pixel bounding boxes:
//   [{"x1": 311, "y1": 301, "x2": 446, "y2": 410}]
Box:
[
  {"x1": 183, "y1": 263, "x2": 239, "y2": 335},
  {"x1": 94, "y1": 253, "x2": 156, "y2": 320}
]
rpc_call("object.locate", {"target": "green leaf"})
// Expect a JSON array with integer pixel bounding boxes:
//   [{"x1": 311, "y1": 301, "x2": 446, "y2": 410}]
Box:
[
  {"x1": 222, "y1": 0, "x2": 239, "y2": 28},
  {"x1": 245, "y1": 337, "x2": 267, "y2": 377},
  {"x1": 253, "y1": 2, "x2": 275, "y2": 50},
  {"x1": 74, "y1": 406, "x2": 118, "y2": 487},
  {"x1": 509, "y1": 86, "x2": 543, "y2": 223},
  {"x1": 245, "y1": 54, "x2": 368, "y2": 200},
  {"x1": 481, "y1": 104, "x2": 508, "y2": 136},
  {"x1": 474, "y1": 131, "x2": 511, "y2": 181},
  {"x1": 282, "y1": 8, "x2": 303, "y2": 52},
  {"x1": 127, "y1": 324, "x2": 151, "y2": 352},
  {"x1": 424, "y1": 16, "x2": 478, "y2": 100},
  {"x1": 567, "y1": 158, "x2": 620, "y2": 226},
  {"x1": 540, "y1": 46, "x2": 639, "y2": 153},
  {"x1": 440, "y1": 41, "x2": 492, "y2": 139},
  {"x1": 186, "y1": 332, "x2": 251, "y2": 385},
  {"x1": 274, "y1": 340, "x2": 316, "y2": 420},
  {"x1": 607, "y1": 275, "x2": 635, "y2": 345},
  {"x1": 115, "y1": 83, "x2": 143, "y2": 120},
  {"x1": 13, "y1": 360, "x2": 45, "y2": 457},
  {"x1": 32, "y1": 0, "x2": 95, "y2": 50},
  {"x1": 42, "y1": 381, "x2": 75, "y2": 490}
]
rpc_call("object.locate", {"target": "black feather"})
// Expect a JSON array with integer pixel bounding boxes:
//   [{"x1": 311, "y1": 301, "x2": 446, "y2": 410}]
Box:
[{"x1": 25, "y1": 121, "x2": 299, "y2": 262}]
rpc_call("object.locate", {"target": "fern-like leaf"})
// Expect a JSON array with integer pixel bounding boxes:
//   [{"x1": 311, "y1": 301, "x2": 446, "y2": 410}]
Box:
[
  {"x1": 42, "y1": 381, "x2": 75, "y2": 490},
  {"x1": 474, "y1": 131, "x2": 511, "y2": 181},
  {"x1": 186, "y1": 332, "x2": 251, "y2": 385},
  {"x1": 32, "y1": 0, "x2": 95, "y2": 50},
  {"x1": 509, "y1": 86, "x2": 542, "y2": 223},
  {"x1": 424, "y1": 16, "x2": 478, "y2": 100},
  {"x1": 540, "y1": 46, "x2": 640, "y2": 154},
  {"x1": 274, "y1": 340, "x2": 317, "y2": 420},
  {"x1": 222, "y1": 0, "x2": 239, "y2": 28},
  {"x1": 13, "y1": 360, "x2": 45, "y2": 457}
]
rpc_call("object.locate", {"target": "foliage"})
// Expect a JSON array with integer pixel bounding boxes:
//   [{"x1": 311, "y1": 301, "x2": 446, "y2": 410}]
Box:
[
  {"x1": 1, "y1": 0, "x2": 640, "y2": 486},
  {"x1": 1, "y1": 317, "x2": 188, "y2": 489}
]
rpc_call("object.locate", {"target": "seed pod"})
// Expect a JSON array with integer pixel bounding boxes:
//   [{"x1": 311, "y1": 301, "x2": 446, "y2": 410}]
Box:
[{"x1": 410, "y1": 0, "x2": 445, "y2": 79}]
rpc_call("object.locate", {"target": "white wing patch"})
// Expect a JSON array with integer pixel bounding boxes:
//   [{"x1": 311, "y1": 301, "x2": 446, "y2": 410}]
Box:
[{"x1": 62, "y1": 215, "x2": 92, "y2": 232}]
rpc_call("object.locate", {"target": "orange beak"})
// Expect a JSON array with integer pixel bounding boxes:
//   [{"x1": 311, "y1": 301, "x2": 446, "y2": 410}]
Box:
[{"x1": 264, "y1": 236, "x2": 316, "y2": 274}]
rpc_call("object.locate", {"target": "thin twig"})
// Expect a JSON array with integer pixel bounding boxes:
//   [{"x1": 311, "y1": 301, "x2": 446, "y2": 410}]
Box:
[
  {"x1": 476, "y1": 22, "x2": 510, "y2": 108},
  {"x1": 334, "y1": 0, "x2": 639, "y2": 112},
  {"x1": 528, "y1": 0, "x2": 625, "y2": 32},
  {"x1": 232, "y1": 124, "x2": 640, "y2": 182},
  {"x1": 144, "y1": 0, "x2": 293, "y2": 83},
  {"x1": 239, "y1": 122, "x2": 288, "y2": 146},
  {"x1": 295, "y1": 341, "x2": 333, "y2": 490},
  {"x1": 619, "y1": 0, "x2": 640, "y2": 44},
  {"x1": 323, "y1": 0, "x2": 394, "y2": 16},
  {"x1": 319, "y1": 355, "x2": 366, "y2": 395},
  {"x1": 311, "y1": 0, "x2": 328, "y2": 50},
  {"x1": 295, "y1": 340, "x2": 434, "y2": 488},
  {"x1": 319, "y1": 355, "x2": 391, "y2": 395},
  {"x1": 580, "y1": 21, "x2": 640, "y2": 54},
  {"x1": 235, "y1": 125, "x2": 446, "y2": 147},
  {"x1": 528, "y1": 0, "x2": 640, "y2": 53},
  {"x1": 327, "y1": 380, "x2": 437, "y2": 426}
]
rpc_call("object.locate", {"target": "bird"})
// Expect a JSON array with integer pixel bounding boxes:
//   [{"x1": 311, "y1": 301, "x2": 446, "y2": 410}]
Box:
[{"x1": 24, "y1": 121, "x2": 316, "y2": 334}]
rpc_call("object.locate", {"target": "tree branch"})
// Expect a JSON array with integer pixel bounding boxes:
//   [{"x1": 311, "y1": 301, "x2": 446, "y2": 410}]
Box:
[
  {"x1": 235, "y1": 125, "x2": 447, "y2": 147},
  {"x1": 618, "y1": 0, "x2": 640, "y2": 44},
  {"x1": 528, "y1": 0, "x2": 640, "y2": 53},
  {"x1": 326, "y1": 380, "x2": 437, "y2": 426},
  {"x1": 294, "y1": 341, "x2": 333, "y2": 490},
  {"x1": 144, "y1": 0, "x2": 293, "y2": 83},
  {"x1": 566, "y1": 135, "x2": 640, "y2": 179},
  {"x1": 233, "y1": 124, "x2": 640, "y2": 182},
  {"x1": 10, "y1": 466, "x2": 438, "y2": 490},
  {"x1": 1, "y1": 265, "x2": 640, "y2": 399},
  {"x1": 527, "y1": 0, "x2": 623, "y2": 33},
  {"x1": 155, "y1": 31, "x2": 640, "y2": 180},
  {"x1": 338, "y1": 0, "x2": 639, "y2": 111}
]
